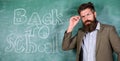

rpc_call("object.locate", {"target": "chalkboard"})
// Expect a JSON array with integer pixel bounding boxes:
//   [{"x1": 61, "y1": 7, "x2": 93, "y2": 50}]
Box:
[{"x1": 0, "y1": 0, "x2": 120, "y2": 61}]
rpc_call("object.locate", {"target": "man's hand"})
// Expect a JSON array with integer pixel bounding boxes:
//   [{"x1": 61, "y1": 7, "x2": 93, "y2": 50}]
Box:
[{"x1": 67, "y1": 16, "x2": 80, "y2": 33}]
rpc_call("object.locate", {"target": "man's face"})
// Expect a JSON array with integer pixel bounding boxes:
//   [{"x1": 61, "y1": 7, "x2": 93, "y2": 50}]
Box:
[{"x1": 80, "y1": 8, "x2": 96, "y2": 26}]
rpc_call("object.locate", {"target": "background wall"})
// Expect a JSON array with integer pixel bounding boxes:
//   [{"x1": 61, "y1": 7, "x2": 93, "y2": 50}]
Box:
[{"x1": 0, "y1": 0, "x2": 120, "y2": 61}]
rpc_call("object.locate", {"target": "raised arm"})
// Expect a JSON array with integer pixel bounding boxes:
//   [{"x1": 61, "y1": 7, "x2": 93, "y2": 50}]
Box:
[{"x1": 62, "y1": 16, "x2": 80, "y2": 51}]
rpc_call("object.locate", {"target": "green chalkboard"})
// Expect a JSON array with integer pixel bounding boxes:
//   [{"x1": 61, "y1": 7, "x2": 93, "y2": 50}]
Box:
[{"x1": 0, "y1": 0, "x2": 120, "y2": 61}]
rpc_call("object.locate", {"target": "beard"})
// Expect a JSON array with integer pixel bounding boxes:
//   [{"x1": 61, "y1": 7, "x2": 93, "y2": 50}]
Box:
[{"x1": 82, "y1": 18, "x2": 98, "y2": 32}]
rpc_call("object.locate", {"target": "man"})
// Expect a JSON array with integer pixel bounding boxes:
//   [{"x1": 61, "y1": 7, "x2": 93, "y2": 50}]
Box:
[{"x1": 62, "y1": 2, "x2": 120, "y2": 61}]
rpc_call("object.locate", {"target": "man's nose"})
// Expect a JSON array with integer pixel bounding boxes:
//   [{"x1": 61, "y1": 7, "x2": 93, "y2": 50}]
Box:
[{"x1": 84, "y1": 16, "x2": 88, "y2": 21}]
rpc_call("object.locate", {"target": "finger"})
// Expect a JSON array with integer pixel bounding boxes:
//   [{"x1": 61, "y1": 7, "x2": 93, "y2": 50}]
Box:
[
  {"x1": 70, "y1": 16, "x2": 80, "y2": 21},
  {"x1": 73, "y1": 16, "x2": 80, "y2": 20},
  {"x1": 77, "y1": 16, "x2": 80, "y2": 19},
  {"x1": 75, "y1": 16, "x2": 80, "y2": 20},
  {"x1": 73, "y1": 18, "x2": 78, "y2": 21}
]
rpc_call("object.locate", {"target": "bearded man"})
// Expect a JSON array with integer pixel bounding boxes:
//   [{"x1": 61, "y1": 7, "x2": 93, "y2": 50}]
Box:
[{"x1": 62, "y1": 2, "x2": 120, "y2": 61}]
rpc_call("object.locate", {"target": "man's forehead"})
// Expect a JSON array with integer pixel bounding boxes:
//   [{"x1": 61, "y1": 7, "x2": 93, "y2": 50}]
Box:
[{"x1": 80, "y1": 8, "x2": 93, "y2": 15}]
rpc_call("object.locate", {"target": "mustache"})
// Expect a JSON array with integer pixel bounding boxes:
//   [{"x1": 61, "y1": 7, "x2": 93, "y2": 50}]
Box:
[{"x1": 84, "y1": 20, "x2": 93, "y2": 24}]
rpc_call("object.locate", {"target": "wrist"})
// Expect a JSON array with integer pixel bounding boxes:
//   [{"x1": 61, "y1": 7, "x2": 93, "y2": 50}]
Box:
[{"x1": 67, "y1": 28, "x2": 73, "y2": 33}]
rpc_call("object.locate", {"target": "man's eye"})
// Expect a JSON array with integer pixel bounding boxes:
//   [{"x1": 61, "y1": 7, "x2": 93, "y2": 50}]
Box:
[
  {"x1": 87, "y1": 13, "x2": 90, "y2": 16},
  {"x1": 82, "y1": 16, "x2": 85, "y2": 18}
]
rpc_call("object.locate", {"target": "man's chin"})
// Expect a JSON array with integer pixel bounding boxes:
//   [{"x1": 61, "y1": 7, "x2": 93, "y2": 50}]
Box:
[
  {"x1": 83, "y1": 22, "x2": 98, "y2": 32},
  {"x1": 85, "y1": 23, "x2": 91, "y2": 26}
]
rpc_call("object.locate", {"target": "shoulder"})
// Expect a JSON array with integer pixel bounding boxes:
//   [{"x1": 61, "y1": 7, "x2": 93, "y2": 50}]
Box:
[
  {"x1": 101, "y1": 23, "x2": 115, "y2": 29},
  {"x1": 100, "y1": 23, "x2": 116, "y2": 32}
]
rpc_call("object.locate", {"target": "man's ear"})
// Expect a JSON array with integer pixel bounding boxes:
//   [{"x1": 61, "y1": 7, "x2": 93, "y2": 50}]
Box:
[{"x1": 94, "y1": 12, "x2": 96, "y2": 17}]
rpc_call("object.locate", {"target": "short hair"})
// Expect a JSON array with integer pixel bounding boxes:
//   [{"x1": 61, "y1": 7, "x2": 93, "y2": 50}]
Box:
[{"x1": 78, "y1": 2, "x2": 95, "y2": 15}]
